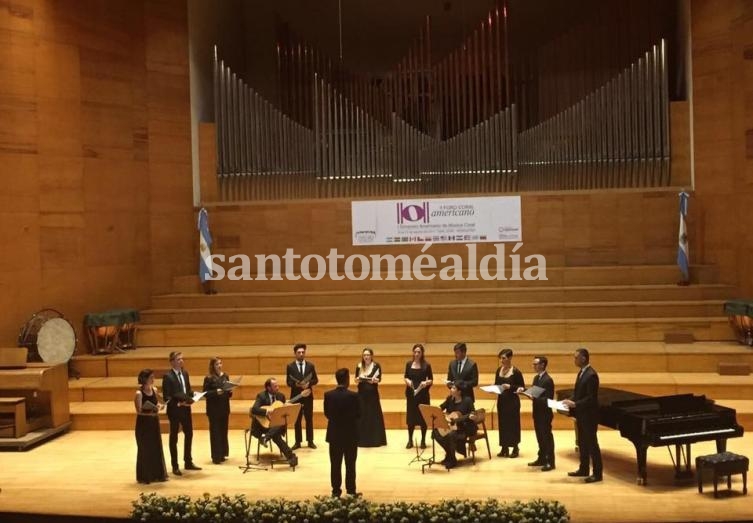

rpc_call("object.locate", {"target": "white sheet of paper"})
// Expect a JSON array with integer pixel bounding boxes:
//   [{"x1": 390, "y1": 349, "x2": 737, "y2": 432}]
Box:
[
  {"x1": 480, "y1": 384, "x2": 504, "y2": 395},
  {"x1": 547, "y1": 399, "x2": 569, "y2": 411},
  {"x1": 192, "y1": 391, "x2": 208, "y2": 402}
]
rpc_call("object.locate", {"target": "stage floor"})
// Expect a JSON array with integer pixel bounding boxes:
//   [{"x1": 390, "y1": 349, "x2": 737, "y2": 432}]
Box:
[{"x1": 0, "y1": 429, "x2": 751, "y2": 522}]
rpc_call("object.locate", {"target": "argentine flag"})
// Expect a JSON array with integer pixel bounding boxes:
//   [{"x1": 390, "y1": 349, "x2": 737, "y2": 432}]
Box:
[
  {"x1": 198, "y1": 208, "x2": 214, "y2": 282},
  {"x1": 677, "y1": 191, "x2": 690, "y2": 282}
]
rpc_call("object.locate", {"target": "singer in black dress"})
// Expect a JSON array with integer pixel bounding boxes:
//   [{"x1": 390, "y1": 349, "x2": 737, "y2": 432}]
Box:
[
  {"x1": 354, "y1": 348, "x2": 387, "y2": 447},
  {"x1": 134, "y1": 369, "x2": 168, "y2": 484},
  {"x1": 203, "y1": 357, "x2": 233, "y2": 464},
  {"x1": 403, "y1": 343, "x2": 433, "y2": 449},
  {"x1": 494, "y1": 348, "x2": 525, "y2": 458}
]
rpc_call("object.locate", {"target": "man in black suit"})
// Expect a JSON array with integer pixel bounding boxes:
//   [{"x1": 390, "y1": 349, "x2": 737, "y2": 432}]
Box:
[
  {"x1": 249, "y1": 377, "x2": 298, "y2": 467},
  {"x1": 523, "y1": 355, "x2": 555, "y2": 471},
  {"x1": 446, "y1": 342, "x2": 479, "y2": 401},
  {"x1": 286, "y1": 343, "x2": 319, "y2": 449},
  {"x1": 162, "y1": 351, "x2": 202, "y2": 475},
  {"x1": 324, "y1": 368, "x2": 360, "y2": 498},
  {"x1": 562, "y1": 347, "x2": 603, "y2": 483}
]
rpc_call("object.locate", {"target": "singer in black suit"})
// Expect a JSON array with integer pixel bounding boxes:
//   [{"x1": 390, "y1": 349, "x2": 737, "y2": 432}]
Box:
[
  {"x1": 324, "y1": 368, "x2": 361, "y2": 498},
  {"x1": 524, "y1": 355, "x2": 555, "y2": 471},
  {"x1": 162, "y1": 351, "x2": 201, "y2": 475},
  {"x1": 249, "y1": 377, "x2": 298, "y2": 467},
  {"x1": 446, "y1": 342, "x2": 479, "y2": 401},
  {"x1": 562, "y1": 348, "x2": 603, "y2": 483},
  {"x1": 286, "y1": 343, "x2": 319, "y2": 449},
  {"x1": 202, "y1": 357, "x2": 232, "y2": 464}
]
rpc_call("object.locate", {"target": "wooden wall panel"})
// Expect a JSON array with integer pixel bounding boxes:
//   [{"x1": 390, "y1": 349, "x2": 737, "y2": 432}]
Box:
[
  {"x1": 691, "y1": 0, "x2": 753, "y2": 296},
  {"x1": 0, "y1": 0, "x2": 194, "y2": 344},
  {"x1": 204, "y1": 189, "x2": 683, "y2": 275}
]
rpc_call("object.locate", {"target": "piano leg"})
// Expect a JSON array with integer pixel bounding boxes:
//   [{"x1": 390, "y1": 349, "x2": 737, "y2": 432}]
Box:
[
  {"x1": 635, "y1": 443, "x2": 648, "y2": 486},
  {"x1": 716, "y1": 438, "x2": 727, "y2": 453},
  {"x1": 673, "y1": 443, "x2": 693, "y2": 480}
]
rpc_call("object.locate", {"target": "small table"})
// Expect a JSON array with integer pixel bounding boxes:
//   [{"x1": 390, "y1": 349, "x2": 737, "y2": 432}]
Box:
[
  {"x1": 696, "y1": 452, "x2": 748, "y2": 498},
  {"x1": 84, "y1": 309, "x2": 140, "y2": 354}
]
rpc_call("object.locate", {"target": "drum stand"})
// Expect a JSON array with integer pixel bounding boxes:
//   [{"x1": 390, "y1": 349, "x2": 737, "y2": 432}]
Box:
[{"x1": 239, "y1": 428, "x2": 267, "y2": 473}]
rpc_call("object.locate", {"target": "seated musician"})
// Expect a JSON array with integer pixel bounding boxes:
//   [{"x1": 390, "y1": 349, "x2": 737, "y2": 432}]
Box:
[
  {"x1": 434, "y1": 383, "x2": 477, "y2": 469},
  {"x1": 249, "y1": 377, "x2": 302, "y2": 467}
]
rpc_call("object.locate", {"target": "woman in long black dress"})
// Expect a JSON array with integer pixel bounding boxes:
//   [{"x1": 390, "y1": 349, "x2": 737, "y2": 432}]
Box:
[
  {"x1": 403, "y1": 343, "x2": 433, "y2": 449},
  {"x1": 134, "y1": 369, "x2": 167, "y2": 484},
  {"x1": 203, "y1": 357, "x2": 233, "y2": 464},
  {"x1": 355, "y1": 347, "x2": 387, "y2": 447},
  {"x1": 494, "y1": 348, "x2": 525, "y2": 458}
]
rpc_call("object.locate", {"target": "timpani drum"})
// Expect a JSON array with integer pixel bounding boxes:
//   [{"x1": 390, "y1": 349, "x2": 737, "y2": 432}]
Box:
[
  {"x1": 84, "y1": 308, "x2": 140, "y2": 354},
  {"x1": 17, "y1": 309, "x2": 77, "y2": 364},
  {"x1": 724, "y1": 300, "x2": 753, "y2": 347}
]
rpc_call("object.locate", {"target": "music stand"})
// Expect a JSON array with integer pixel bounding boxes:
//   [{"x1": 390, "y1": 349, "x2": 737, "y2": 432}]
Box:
[
  {"x1": 418, "y1": 404, "x2": 450, "y2": 474},
  {"x1": 267, "y1": 403, "x2": 301, "y2": 470}
]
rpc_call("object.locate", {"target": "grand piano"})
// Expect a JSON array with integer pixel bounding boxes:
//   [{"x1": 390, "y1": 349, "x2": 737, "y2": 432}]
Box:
[{"x1": 557, "y1": 387, "x2": 744, "y2": 485}]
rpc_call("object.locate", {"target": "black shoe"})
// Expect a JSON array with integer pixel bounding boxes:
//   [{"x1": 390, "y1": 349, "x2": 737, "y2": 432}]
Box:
[
  {"x1": 510, "y1": 447, "x2": 519, "y2": 458},
  {"x1": 584, "y1": 475, "x2": 603, "y2": 483},
  {"x1": 185, "y1": 463, "x2": 202, "y2": 471},
  {"x1": 308, "y1": 441, "x2": 317, "y2": 449},
  {"x1": 347, "y1": 492, "x2": 362, "y2": 498},
  {"x1": 420, "y1": 441, "x2": 427, "y2": 449},
  {"x1": 541, "y1": 464, "x2": 555, "y2": 472},
  {"x1": 332, "y1": 492, "x2": 341, "y2": 498},
  {"x1": 212, "y1": 459, "x2": 222, "y2": 464},
  {"x1": 497, "y1": 448, "x2": 509, "y2": 458},
  {"x1": 288, "y1": 454, "x2": 298, "y2": 467},
  {"x1": 528, "y1": 460, "x2": 545, "y2": 467},
  {"x1": 568, "y1": 469, "x2": 589, "y2": 477},
  {"x1": 406, "y1": 441, "x2": 414, "y2": 449},
  {"x1": 291, "y1": 442, "x2": 302, "y2": 451},
  {"x1": 172, "y1": 468, "x2": 182, "y2": 476},
  {"x1": 444, "y1": 459, "x2": 458, "y2": 469}
]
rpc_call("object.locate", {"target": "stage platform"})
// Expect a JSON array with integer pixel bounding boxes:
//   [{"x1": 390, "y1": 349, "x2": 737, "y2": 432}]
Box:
[{"x1": 0, "y1": 429, "x2": 751, "y2": 522}]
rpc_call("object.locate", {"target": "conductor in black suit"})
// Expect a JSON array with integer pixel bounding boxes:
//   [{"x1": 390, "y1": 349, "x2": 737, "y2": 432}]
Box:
[
  {"x1": 446, "y1": 342, "x2": 479, "y2": 401},
  {"x1": 162, "y1": 351, "x2": 202, "y2": 475},
  {"x1": 286, "y1": 343, "x2": 319, "y2": 449},
  {"x1": 249, "y1": 377, "x2": 298, "y2": 467},
  {"x1": 324, "y1": 368, "x2": 361, "y2": 498},
  {"x1": 562, "y1": 348, "x2": 603, "y2": 483},
  {"x1": 521, "y1": 355, "x2": 555, "y2": 471}
]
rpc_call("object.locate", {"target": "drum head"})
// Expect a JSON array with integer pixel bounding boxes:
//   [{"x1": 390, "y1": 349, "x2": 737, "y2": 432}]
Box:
[{"x1": 37, "y1": 318, "x2": 76, "y2": 364}]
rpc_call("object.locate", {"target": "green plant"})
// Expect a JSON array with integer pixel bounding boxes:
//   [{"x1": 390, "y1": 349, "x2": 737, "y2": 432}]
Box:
[{"x1": 131, "y1": 493, "x2": 569, "y2": 523}]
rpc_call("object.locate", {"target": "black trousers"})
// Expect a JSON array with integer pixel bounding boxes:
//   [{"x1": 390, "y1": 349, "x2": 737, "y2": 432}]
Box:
[
  {"x1": 208, "y1": 413, "x2": 229, "y2": 460},
  {"x1": 295, "y1": 396, "x2": 315, "y2": 443},
  {"x1": 433, "y1": 429, "x2": 467, "y2": 462},
  {"x1": 534, "y1": 413, "x2": 555, "y2": 466},
  {"x1": 329, "y1": 442, "x2": 358, "y2": 496},
  {"x1": 168, "y1": 406, "x2": 193, "y2": 468},
  {"x1": 576, "y1": 417, "x2": 602, "y2": 476},
  {"x1": 267, "y1": 426, "x2": 294, "y2": 458}
]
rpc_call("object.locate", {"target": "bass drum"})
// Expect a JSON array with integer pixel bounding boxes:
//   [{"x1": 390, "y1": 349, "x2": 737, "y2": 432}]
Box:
[{"x1": 18, "y1": 309, "x2": 77, "y2": 364}]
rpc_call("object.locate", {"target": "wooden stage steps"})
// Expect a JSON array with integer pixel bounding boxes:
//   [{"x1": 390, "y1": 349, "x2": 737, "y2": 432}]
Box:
[
  {"x1": 68, "y1": 342, "x2": 753, "y2": 432},
  {"x1": 63, "y1": 263, "x2": 750, "y2": 433}
]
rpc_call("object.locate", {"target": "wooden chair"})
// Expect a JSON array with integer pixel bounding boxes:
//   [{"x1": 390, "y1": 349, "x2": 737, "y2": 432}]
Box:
[{"x1": 467, "y1": 408, "x2": 492, "y2": 463}]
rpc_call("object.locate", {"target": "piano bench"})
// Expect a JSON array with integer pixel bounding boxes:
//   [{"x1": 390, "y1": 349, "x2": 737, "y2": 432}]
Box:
[
  {"x1": 0, "y1": 397, "x2": 27, "y2": 438},
  {"x1": 696, "y1": 452, "x2": 748, "y2": 498}
]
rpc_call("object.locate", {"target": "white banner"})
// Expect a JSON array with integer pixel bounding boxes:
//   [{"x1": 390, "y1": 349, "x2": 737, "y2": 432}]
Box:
[{"x1": 351, "y1": 196, "x2": 522, "y2": 246}]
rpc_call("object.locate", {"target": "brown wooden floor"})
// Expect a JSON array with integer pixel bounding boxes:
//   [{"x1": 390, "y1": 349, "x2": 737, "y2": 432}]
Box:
[{"x1": 0, "y1": 429, "x2": 751, "y2": 522}]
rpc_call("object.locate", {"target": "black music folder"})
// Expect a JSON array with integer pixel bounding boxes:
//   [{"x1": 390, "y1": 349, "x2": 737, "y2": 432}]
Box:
[{"x1": 518, "y1": 385, "x2": 546, "y2": 399}]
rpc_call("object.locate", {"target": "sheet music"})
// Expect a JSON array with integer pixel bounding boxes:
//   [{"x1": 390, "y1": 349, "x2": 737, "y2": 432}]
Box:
[
  {"x1": 480, "y1": 384, "x2": 504, "y2": 395},
  {"x1": 547, "y1": 399, "x2": 569, "y2": 411},
  {"x1": 192, "y1": 391, "x2": 207, "y2": 402}
]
